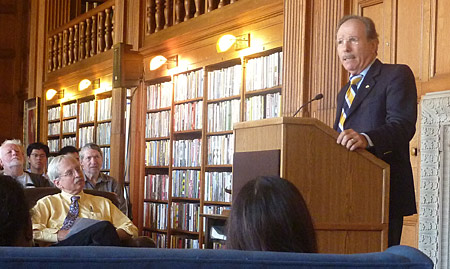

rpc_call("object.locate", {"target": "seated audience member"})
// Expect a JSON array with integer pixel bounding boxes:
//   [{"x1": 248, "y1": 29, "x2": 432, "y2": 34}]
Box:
[
  {"x1": 27, "y1": 142, "x2": 50, "y2": 180},
  {"x1": 226, "y1": 176, "x2": 317, "y2": 253},
  {"x1": 59, "y1": 145, "x2": 80, "y2": 162},
  {"x1": 0, "y1": 139, "x2": 50, "y2": 188},
  {"x1": 80, "y1": 143, "x2": 127, "y2": 214},
  {"x1": 31, "y1": 155, "x2": 138, "y2": 246},
  {"x1": 0, "y1": 175, "x2": 33, "y2": 246}
]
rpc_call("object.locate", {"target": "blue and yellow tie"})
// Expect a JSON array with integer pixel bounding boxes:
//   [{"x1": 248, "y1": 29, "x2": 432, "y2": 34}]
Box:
[
  {"x1": 61, "y1": 196, "x2": 80, "y2": 230},
  {"x1": 338, "y1": 75, "x2": 362, "y2": 132}
]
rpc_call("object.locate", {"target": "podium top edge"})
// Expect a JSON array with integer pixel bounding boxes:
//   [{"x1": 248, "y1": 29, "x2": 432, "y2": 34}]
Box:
[{"x1": 233, "y1": 117, "x2": 389, "y2": 169}]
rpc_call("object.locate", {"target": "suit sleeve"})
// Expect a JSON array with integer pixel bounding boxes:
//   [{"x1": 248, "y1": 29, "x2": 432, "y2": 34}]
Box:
[{"x1": 365, "y1": 65, "x2": 417, "y2": 157}]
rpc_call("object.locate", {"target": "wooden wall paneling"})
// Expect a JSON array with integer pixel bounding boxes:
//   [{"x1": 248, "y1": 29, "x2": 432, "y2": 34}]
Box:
[
  {"x1": 309, "y1": 0, "x2": 349, "y2": 127},
  {"x1": 359, "y1": 0, "x2": 393, "y2": 63},
  {"x1": 0, "y1": 0, "x2": 29, "y2": 142},
  {"x1": 434, "y1": 0, "x2": 450, "y2": 77},
  {"x1": 395, "y1": 0, "x2": 422, "y2": 77},
  {"x1": 282, "y1": 0, "x2": 309, "y2": 117}
]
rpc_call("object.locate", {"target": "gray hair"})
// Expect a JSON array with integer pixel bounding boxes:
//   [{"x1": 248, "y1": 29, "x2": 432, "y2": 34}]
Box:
[
  {"x1": 0, "y1": 139, "x2": 24, "y2": 159},
  {"x1": 337, "y1": 15, "x2": 379, "y2": 42},
  {"x1": 79, "y1": 143, "x2": 102, "y2": 161},
  {"x1": 47, "y1": 155, "x2": 78, "y2": 183}
]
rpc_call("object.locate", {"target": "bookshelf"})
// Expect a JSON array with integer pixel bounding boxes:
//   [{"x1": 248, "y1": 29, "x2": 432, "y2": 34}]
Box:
[
  {"x1": 45, "y1": 92, "x2": 113, "y2": 170},
  {"x1": 141, "y1": 48, "x2": 282, "y2": 249}
]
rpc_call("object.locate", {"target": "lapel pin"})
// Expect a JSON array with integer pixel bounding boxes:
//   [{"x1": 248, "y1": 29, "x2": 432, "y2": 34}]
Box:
[{"x1": 365, "y1": 85, "x2": 370, "y2": 88}]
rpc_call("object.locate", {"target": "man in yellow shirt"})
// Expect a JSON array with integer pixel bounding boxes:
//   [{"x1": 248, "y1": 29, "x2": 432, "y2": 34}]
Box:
[{"x1": 32, "y1": 155, "x2": 137, "y2": 246}]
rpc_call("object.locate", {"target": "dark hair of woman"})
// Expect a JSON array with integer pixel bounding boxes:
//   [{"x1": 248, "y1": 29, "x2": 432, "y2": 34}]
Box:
[
  {"x1": 0, "y1": 175, "x2": 33, "y2": 246},
  {"x1": 226, "y1": 176, "x2": 317, "y2": 253}
]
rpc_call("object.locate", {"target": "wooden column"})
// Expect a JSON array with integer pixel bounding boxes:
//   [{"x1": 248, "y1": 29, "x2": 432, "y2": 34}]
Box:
[
  {"x1": 309, "y1": 0, "x2": 349, "y2": 126},
  {"x1": 110, "y1": 87, "x2": 127, "y2": 185},
  {"x1": 282, "y1": 0, "x2": 310, "y2": 117},
  {"x1": 283, "y1": 0, "x2": 349, "y2": 126},
  {"x1": 129, "y1": 84, "x2": 146, "y2": 229}
]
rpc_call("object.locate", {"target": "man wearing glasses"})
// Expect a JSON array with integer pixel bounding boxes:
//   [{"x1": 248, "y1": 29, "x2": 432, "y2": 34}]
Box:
[
  {"x1": 31, "y1": 155, "x2": 137, "y2": 246},
  {"x1": 333, "y1": 15, "x2": 417, "y2": 246}
]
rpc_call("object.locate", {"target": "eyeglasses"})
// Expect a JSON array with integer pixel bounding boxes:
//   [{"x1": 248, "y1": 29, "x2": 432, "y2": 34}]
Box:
[
  {"x1": 59, "y1": 167, "x2": 83, "y2": 178},
  {"x1": 336, "y1": 37, "x2": 359, "y2": 47}
]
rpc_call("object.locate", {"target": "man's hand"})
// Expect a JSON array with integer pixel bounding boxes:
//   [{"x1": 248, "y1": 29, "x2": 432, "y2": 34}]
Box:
[
  {"x1": 57, "y1": 229, "x2": 70, "y2": 242},
  {"x1": 337, "y1": 129, "x2": 368, "y2": 151}
]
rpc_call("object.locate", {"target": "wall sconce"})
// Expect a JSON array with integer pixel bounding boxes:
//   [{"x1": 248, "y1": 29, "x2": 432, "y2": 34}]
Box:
[
  {"x1": 149, "y1": 55, "x2": 178, "y2": 71},
  {"x1": 46, "y1": 89, "x2": 64, "y2": 100},
  {"x1": 216, "y1": 33, "x2": 250, "y2": 53},
  {"x1": 78, "y1": 79, "x2": 91, "y2": 91}
]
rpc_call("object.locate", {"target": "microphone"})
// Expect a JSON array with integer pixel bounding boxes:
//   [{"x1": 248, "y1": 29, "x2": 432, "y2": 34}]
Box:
[{"x1": 293, "y1": 93, "x2": 324, "y2": 117}]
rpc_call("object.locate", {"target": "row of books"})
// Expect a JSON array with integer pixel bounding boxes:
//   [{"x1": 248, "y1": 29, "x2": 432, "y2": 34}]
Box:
[
  {"x1": 207, "y1": 134, "x2": 234, "y2": 165},
  {"x1": 100, "y1": 147, "x2": 110, "y2": 170},
  {"x1": 174, "y1": 69, "x2": 204, "y2": 102},
  {"x1": 97, "y1": 97, "x2": 112, "y2": 121},
  {"x1": 146, "y1": 232, "x2": 167, "y2": 248},
  {"x1": 62, "y1": 119, "x2": 77, "y2": 134},
  {"x1": 48, "y1": 139, "x2": 59, "y2": 152},
  {"x1": 62, "y1": 136, "x2": 76, "y2": 147},
  {"x1": 146, "y1": 111, "x2": 170, "y2": 138},
  {"x1": 79, "y1": 100, "x2": 95, "y2": 123},
  {"x1": 171, "y1": 235, "x2": 199, "y2": 249},
  {"x1": 204, "y1": 172, "x2": 232, "y2": 202},
  {"x1": 207, "y1": 99, "x2": 240, "y2": 132},
  {"x1": 147, "y1": 82, "x2": 173, "y2": 110},
  {"x1": 245, "y1": 92, "x2": 281, "y2": 121},
  {"x1": 203, "y1": 205, "x2": 231, "y2": 215},
  {"x1": 97, "y1": 122, "x2": 111, "y2": 145},
  {"x1": 79, "y1": 126, "x2": 95, "y2": 148},
  {"x1": 207, "y1": 64, "x2": 242, "y2": 100},
  {"x1": 144, "y1": 174, "x2": 169, "y2": 200},
  {"x1": 245, "y1": 51, "x2": 283, "y2": 91},
  {"x1": 173, "y1": 101, "x2": 203, "y2": 132},
  {"x1": 48, "y1": 122, "x2": 60, "y2": 135},
  {"x1": 172, "y1": 170, "x2": 200, "y2": 199},
  {"x1": 143, "y1": 202, "x2": 168, "y2": 230},
  {"x1": 173, "y1": 139, "x2": 202, "y2": 167},
  {"x1": 62, "y1": 102, "x2": 77, "y2": 118},
  {"x1": 171, "y1": 202, "x2": 200, "y2": 232},
  {"x1": 265, "y1": 92, "x2": 281, "y2": 119},
  {"x1": 48, "y1": 106, "x2": 61, "y2": 121},
  {"x1": 212, "y1": 242, "x2": 225, "y2": 249},
  {"x1": 145, "y1": 140, "x2": 170, "y2": 166}
]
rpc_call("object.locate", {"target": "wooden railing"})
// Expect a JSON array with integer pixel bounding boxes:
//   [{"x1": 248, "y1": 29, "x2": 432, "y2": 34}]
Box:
[
  {"x1": 145, "y1": 0, "x2": 238, "y2": 35},
  {"x1": 47, "y1": 0, "x2": 115, "y2": 73}
]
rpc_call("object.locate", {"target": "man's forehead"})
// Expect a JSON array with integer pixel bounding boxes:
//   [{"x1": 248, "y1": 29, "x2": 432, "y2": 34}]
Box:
[
  {"x1": 84, "y1": 149, "x2": 101, "y2": 156},
  {"x1": 31, "y1": 149, "x2": 46, "y2": 154},
  {"x1": 60, "y1": 158, "x2": 79, "y2": 170},
  {"x1": 2, "y1": 144, "x2": 21, "y2": 151}
]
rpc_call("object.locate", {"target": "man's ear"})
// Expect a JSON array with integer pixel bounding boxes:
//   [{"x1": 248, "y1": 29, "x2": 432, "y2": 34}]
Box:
[{"x1": 53, "y1": 179, "x2": 61, "y2": 188}]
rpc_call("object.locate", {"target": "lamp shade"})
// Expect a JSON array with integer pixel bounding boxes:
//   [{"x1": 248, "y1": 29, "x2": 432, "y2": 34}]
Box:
[
  {"x1": 216, "y1": 34, "x2": 237, "y2": 53},
  {"x1": 150, "y1": 55, "x2": 168, "y2": 71},
  {"x1": 46, "y1": 89, "x2": 57, "y2": 100}
]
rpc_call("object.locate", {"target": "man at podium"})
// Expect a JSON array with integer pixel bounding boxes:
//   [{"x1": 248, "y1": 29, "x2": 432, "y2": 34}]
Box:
[{"x1": 333, "y1": 15, "x2": 417, "y2": 246}]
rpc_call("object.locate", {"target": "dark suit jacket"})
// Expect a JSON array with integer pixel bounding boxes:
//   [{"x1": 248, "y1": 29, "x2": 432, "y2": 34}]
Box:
[
  {"x1": 26, "y1": 171, "x2": 51, "y2": 187},
  {"x1": 333, "y1": 59, "x2": 417, "y2": 218}
]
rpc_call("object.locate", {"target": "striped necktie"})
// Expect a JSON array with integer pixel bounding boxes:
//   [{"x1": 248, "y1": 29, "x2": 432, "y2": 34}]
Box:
[
  {"x1": 61, "y1": 196, "x2": 80, "y2": 230},
  {"x1": 338, "y1": 75, "x2": 362, "y2": 132}
]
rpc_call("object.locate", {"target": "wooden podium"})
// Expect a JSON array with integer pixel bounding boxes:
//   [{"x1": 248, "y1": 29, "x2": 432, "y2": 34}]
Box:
[{"x1": 233, "y1": 117, "x2": 389, "y2": 254}]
